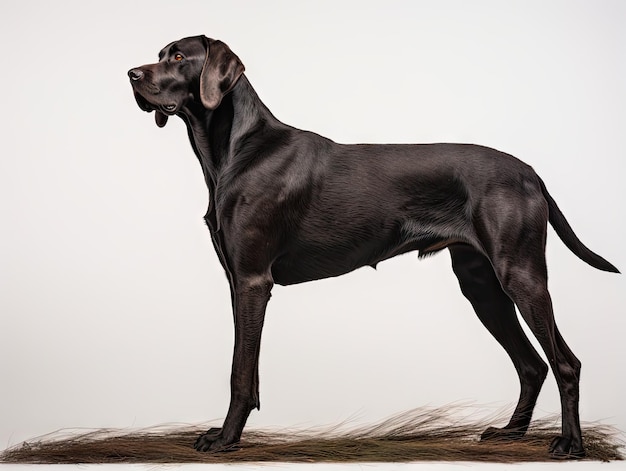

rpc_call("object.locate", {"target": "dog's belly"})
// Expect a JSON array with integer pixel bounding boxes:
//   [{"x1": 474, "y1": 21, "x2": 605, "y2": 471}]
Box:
[{"x1": 270, "y1": 233, "x2": 445, "y2": 286}]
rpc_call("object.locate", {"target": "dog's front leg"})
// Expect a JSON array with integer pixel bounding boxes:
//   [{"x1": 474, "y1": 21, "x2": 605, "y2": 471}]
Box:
[{"x1": 194, "y1": 274, "x2": 273, "y2": 452}]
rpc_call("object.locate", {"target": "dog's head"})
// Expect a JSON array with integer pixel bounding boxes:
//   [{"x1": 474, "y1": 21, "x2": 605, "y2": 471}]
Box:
[{"x1": 128, "y1": 35, "x2": 245, "y2": 127}]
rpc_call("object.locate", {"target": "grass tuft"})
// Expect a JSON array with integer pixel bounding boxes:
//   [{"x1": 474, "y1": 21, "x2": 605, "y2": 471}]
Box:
[{"x1": 2, "y1": 406, "x2": 623, "y2": 464}]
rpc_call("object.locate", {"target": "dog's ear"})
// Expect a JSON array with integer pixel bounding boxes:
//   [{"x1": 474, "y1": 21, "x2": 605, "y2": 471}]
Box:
[{"x1": 200, "y1": 37, "x2": 245, "y2": 110}]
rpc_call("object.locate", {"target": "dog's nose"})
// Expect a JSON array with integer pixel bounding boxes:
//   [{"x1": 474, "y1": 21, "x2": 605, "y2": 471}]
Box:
[{"x1": 128, "y1": 68, "x2": 144, "y2": 81}]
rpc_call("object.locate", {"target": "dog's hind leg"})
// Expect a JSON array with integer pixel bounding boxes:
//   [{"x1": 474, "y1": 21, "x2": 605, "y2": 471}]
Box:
[
  {"x1": 495, "y1": 264, "x2": 584, "y2": 458},
  {"x1": 449, "y1": 244, "x2": 548, "y2": 440},
  {"x1": 480, "y1": 195, "x2": 585, "y2": 459}
]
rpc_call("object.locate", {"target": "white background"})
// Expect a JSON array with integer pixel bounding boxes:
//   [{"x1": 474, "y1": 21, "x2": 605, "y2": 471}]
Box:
[{"x1": 1, "y1": 1, "x2": 624, "y2": 470}]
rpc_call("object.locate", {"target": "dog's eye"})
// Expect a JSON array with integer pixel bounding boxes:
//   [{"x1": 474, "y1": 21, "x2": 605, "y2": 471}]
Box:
[{"x1": 174, "y1": 53, "x2": 184, "y2": 61}]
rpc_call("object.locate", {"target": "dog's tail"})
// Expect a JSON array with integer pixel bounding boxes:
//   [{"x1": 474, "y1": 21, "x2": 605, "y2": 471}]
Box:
[{"x1": 540, "y1": 179, "x2": 620, "y2": 273}]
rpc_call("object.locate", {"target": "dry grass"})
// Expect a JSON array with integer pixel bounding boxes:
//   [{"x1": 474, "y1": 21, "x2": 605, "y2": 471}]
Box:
[{"x1": 2, "y1": 406, "x2": 623, "y2": 464}]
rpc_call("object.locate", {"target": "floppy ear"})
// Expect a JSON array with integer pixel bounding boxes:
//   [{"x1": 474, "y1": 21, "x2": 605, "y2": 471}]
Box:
[{"x1": 200, "y1": 37, "x2": 245, "y2": 110}]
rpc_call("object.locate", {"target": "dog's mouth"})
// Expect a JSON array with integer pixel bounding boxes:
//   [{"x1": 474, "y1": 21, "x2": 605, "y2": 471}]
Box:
[{"x1": 132, "y1": 90, "x2": 177, "y2": 128}]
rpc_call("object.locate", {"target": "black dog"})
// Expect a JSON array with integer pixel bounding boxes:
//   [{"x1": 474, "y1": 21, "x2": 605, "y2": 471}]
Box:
[{"x1": 128, "y1": 35, "x2": 618, "y2": 459}]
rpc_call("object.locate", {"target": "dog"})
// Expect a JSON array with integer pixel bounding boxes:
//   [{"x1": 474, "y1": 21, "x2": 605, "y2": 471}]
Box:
[{"x1": 128, "y1": 35, "x2": 619, "y2": 459}]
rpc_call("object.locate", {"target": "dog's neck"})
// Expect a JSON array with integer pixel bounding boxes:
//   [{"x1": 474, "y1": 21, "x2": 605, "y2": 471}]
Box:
[
  {"x1": 229, "y1": 75, "x2": 279, "y2": 147},
  {"x1": 179, "y1": 75, "x2": 283, "y2": 191}
]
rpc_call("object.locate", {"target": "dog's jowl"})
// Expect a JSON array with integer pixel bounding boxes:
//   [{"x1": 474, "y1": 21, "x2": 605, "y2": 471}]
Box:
[{"x1": 129, "y1": 35, "x2": 619, "y2": 459}]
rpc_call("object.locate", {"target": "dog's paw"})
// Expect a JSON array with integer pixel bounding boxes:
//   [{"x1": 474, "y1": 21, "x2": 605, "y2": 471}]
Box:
[
  {"x1": 193, "y1": 427, "x2": 241, "y2": 452},
  {"x1": 480, "y1": 425, "x2": 525, "y2": 441},
  {"x1": 548, "y1": 436, "x2": 585, "y2": 460}
]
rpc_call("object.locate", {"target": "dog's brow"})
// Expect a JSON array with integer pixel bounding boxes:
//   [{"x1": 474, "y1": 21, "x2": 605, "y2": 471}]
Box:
[
  {"x1": 158, "y1": 42, "x2": 178, "y2": 61},
  {"x1": 158, "y1": 47, "x2": 171, "y2": 61}
]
